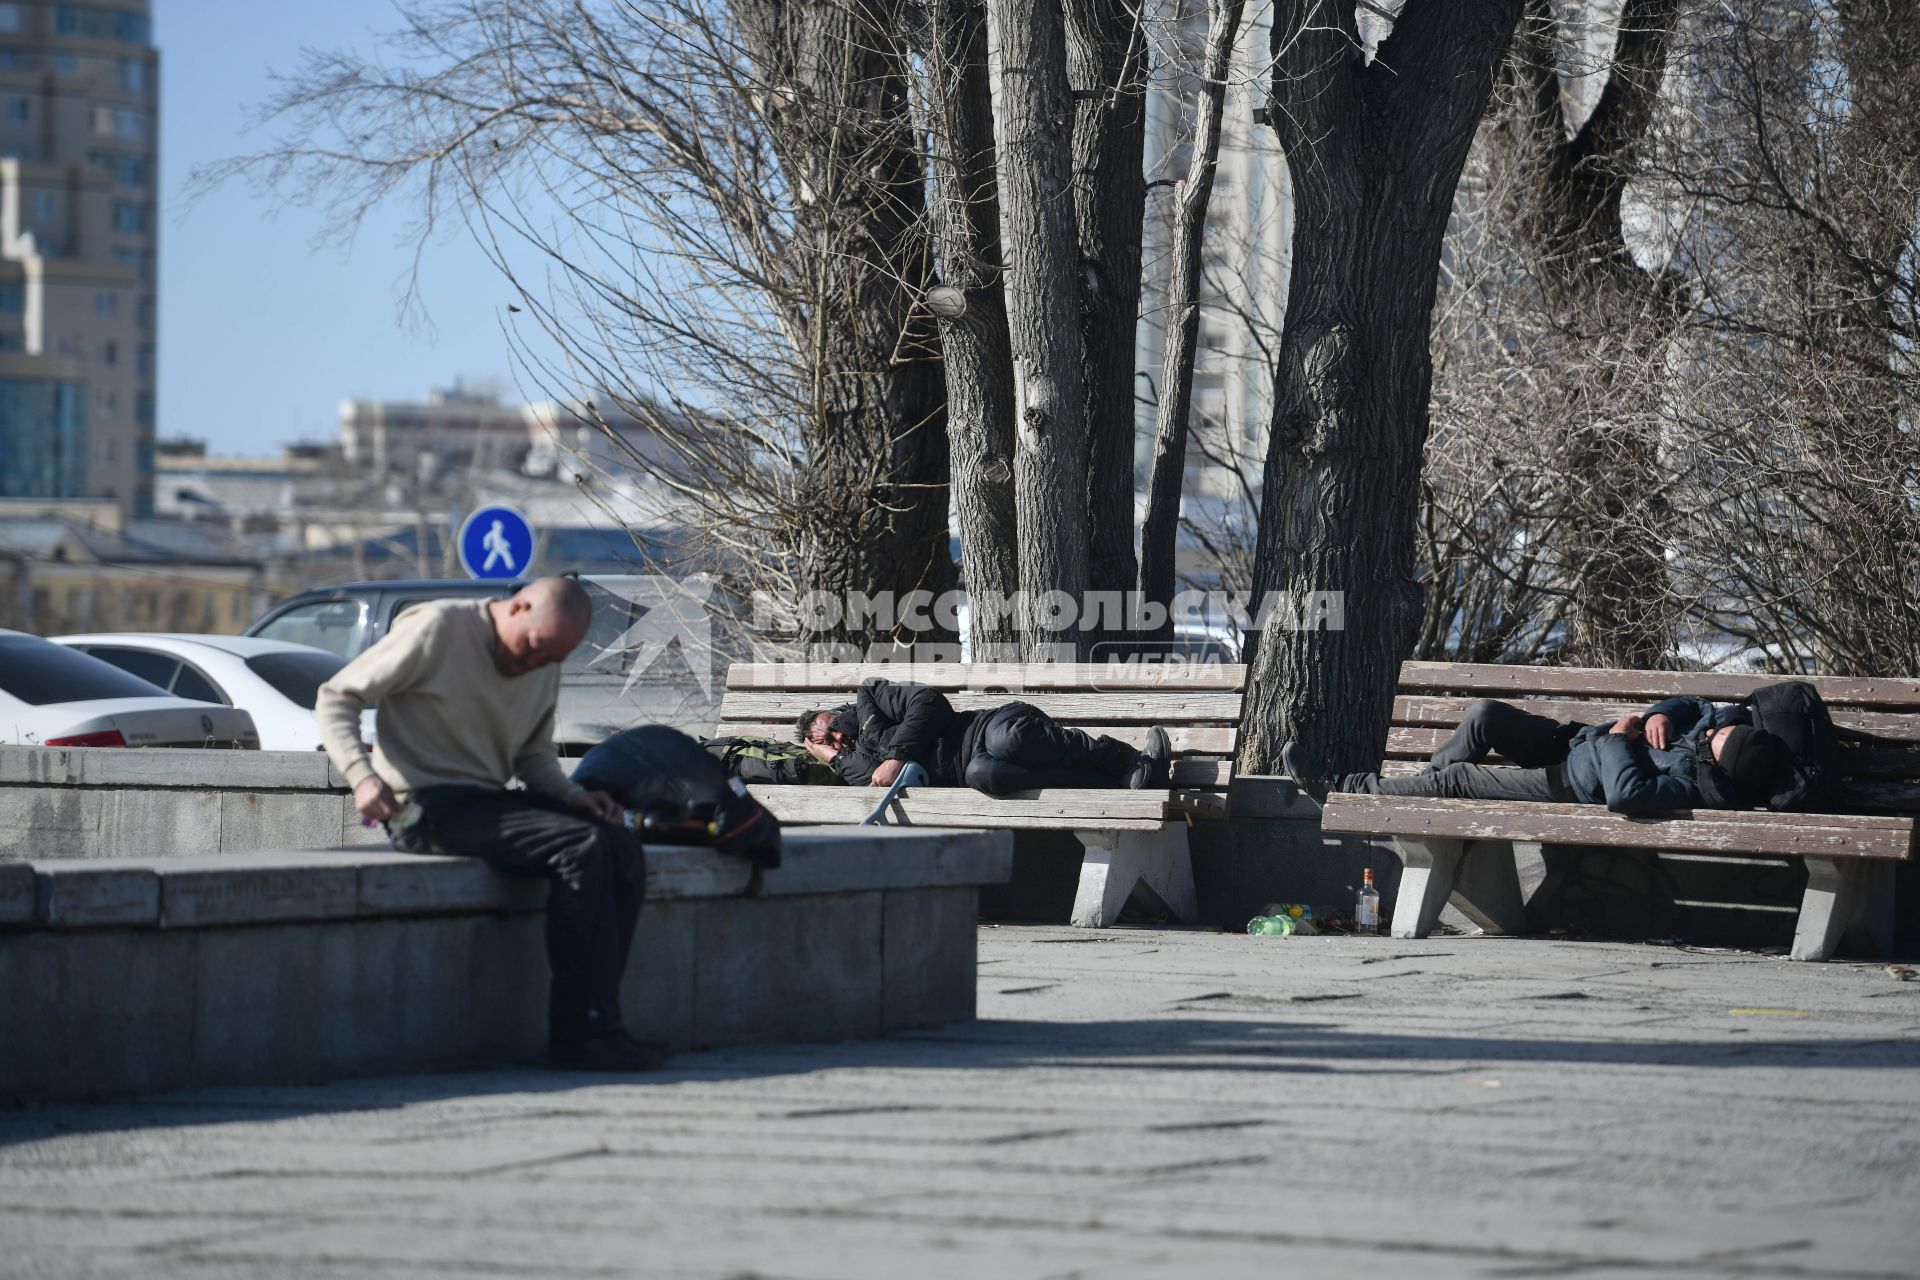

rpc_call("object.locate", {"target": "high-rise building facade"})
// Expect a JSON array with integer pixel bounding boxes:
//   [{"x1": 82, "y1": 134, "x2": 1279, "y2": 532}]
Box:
[{"x1": 0, "y1": 1, "x2": 158, "y2": 516}]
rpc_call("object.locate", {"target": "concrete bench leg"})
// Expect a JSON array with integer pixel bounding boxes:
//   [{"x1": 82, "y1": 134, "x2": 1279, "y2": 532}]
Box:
[
  {"x1": 1071, "y1": 826, "x2": 1198, "y2": 929},
  {"x1": 1389, "y1": 837, "x2": 1527, "y2": 939},
  {"x1": 1388, "y1": 837, "x2": 1463, "y2": 939},
  {"x1": 1450, "y1": 839, "x2": 1528, "y2": 936},
  {"x1": 1791, "y1": 857, "x2": 1895, "y2": 962}
]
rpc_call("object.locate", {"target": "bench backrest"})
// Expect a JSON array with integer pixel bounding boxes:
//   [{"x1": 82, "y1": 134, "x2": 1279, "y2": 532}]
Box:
[
  {"x1": 1387, "y1": 662, "x2": 1920, "y2": 815},
  {"x1": 717, "y1": 662, "x2": 1248, "y2": 792}
]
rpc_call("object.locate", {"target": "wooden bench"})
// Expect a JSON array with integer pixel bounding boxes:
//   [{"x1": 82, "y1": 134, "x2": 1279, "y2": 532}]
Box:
[
  {"x1": 716, "y1": 662, "x2": 1252, "y2": 927},
  {"x1": 1318, "y1": 662, "x2": 1920, "y2": 960}
]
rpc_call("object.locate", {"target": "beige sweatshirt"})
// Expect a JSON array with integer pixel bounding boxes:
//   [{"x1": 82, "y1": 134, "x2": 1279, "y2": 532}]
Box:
[{"x1": 316, "y1": 599, "x2": 582, "y2": 803}]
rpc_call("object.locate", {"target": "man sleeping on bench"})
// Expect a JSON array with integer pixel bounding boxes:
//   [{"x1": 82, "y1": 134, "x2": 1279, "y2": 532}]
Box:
[
  {"x1": 796, "y1": 676, "x2": 1173, "y2": 796},
  {"x1": 1282, "y1": 696, "x2": 1788, "y2": 815}
]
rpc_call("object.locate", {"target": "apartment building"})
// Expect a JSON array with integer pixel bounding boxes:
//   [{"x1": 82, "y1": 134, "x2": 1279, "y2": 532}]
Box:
[{"x1": 0, "y1": 1, "x2": 159, "y2": 517}]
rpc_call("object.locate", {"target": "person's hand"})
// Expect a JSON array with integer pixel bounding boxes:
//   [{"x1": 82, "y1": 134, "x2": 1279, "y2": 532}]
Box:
[
  {"x1": 1610, "y1": 714, "x2": 1644, "y2": 739},
  {"x1": 354, "y1": 775, "x2": 400, "y2": 823},
  {"x1": 802, "y1": 737, "x2": 838, "y2": 764},
  {"x1": 1644, "y1": 713, "x2": 1673, "y2": 750},
  {"x1": 571, "y1": 789, "x2": 625, "y2": 825},
  {"x1": 870, "y1": 757, "x2": 905, "y2": 788}
]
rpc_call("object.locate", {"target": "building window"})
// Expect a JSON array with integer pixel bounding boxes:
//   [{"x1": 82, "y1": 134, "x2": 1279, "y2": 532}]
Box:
[
  {"x1": 30, "y1": 192, "x2": 53, "y2": 219},
  {"x1": 0, "y1": 333, "x2": 21, "y2": 352},
  {"x1": 117, "y1": 58, "x2": 145, "y2": 92},
  {"x1": 136, "y1": 344, "x2": 153, "y2": 377},
  {"x1": 90, "y1": 151, "x2": 147, "y2": 186},
  {"x1": 112, "y1": 202, "x2": 146, "y2": 233},
  {"x1": 136, "y1": 296, "x2": 152, "y2": 329},
  {"x1": 53, "y1": 52, "x2": 78, "y2": 74},
  {"x1": 4, "y1": 98, "x2": 28, "y2": 125},
  {"x1": 96, "y1": 291, "x2": 117, "y2": 316},
  {"x1": 135, "y1": 392, "x2": 154, "y2": 426},
  {"x1": 0, "y1": 52, "x2": 33, "y2": 70},
  {"x1": 1, "y1": 145, "x2": 32, "y2": 162},
  {"x1": 0, "y1": 282, "x2": 22, "y2": 313},
  {"x1": 102, "y1": 340, "x2": 117, "y2": 364},
  {"x1": 56, "y1": 7, "x2": 150, "y2": 44},
  {"x1": 91, "y1": 106, "x2": 144, "y2": 139},
  {"x1": 0, "y1": 4, "x2": 22, "y2": 34}
]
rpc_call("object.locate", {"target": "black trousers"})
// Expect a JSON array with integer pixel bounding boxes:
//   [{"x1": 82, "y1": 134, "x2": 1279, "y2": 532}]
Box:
[
  {"x1": 962, "y1": 702, "x2": 1136, "y2": 796},
  {"x1": 390, "y1": 786, "x2": 645, "y2": 1044},
  {"x1": 1336, "y1": 698, "x2": 1583, "y2": 803}
]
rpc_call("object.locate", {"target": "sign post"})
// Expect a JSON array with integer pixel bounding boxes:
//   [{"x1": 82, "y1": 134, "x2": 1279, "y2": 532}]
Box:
[{"x1": 458, "y1": 506, "x2": 536, "y2": 580}]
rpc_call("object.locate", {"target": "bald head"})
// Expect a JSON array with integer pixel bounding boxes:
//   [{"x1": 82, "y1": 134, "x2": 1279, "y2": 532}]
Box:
[
  {"x1": 487, "y1": 577, "x2": 593, "y2": 677},
  {"x1": 520, "y1": 576, "x2": 592, "y2": 634}
]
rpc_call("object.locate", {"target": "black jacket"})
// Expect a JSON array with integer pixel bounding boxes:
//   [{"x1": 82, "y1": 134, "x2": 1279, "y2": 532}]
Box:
[
  {"x1": 829, "y1": 678, "x2": 983, "y2": 786},
  {"x1": 1561, "y1": 696, "x2": 1750, "y2": 813}
]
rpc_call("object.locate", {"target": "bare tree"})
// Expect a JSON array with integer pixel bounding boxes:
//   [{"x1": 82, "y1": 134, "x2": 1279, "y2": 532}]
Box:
[
  {"x1": 1236, "y1": 0, "x2": 1525, "y2": 777},
  {"x1": 916, "y1": 0, "x2": 1022, "y2": 655},
  {"x1": 991, "y1": 0, "x2": 1094, "y2": 655},
  {"x1": 195, "y1": 0, "x2": 954, "y2": 652},
  {"x1": 1138, "y1": 0, "x2": 1247, "y2": 645}
]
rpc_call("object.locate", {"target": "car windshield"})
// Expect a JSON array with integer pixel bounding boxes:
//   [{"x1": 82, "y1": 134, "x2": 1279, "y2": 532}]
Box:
[
  {"x1": 253, "y1": 600, "x2": 367, "y2": 660},
  {"x1": 245, "y1": 651, "x2": 347, "y2": 709},
  {"x1": 0, "y1": 634, "x2": 172, "y2": 705}
]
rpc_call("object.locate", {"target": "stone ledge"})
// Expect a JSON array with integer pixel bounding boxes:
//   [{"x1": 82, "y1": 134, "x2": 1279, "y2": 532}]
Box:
[
  {"x1": 1, "y1": 745, "x2": 344, "y2": 791},
  {"x1": 6, "y1": 828, "x2": 1013, "y2": 930}
]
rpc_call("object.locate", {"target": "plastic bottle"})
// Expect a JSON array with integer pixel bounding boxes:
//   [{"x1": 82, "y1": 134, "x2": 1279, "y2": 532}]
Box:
[
  {"x1": 1247, "y1": 914, "x2": 1296, "y2": 937},
  {"x1": 1355, "y1": 867, "x2": 1381, "y2": 935}
]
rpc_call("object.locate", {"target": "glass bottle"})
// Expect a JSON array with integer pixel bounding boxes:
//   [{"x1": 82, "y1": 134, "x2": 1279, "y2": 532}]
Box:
[{"x1": 1355, "y1": 868, "x2": 1381, "y2": 936}]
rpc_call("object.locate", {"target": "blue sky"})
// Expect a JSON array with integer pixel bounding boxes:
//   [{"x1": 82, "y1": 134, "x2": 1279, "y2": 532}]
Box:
[{"x1": 159, "y1": 0, "x2": 536, "y2": 455}]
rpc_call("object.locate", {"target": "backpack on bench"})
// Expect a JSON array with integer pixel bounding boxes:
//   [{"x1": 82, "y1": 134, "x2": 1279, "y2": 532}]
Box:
[
  {"x1": 1747, "y1": 680, "x2": 1843, "y2": 811},
  {"x1": 573, "y1": 726, "x2": 782, "y2": 868},
  {"x1": 702, "y1": 735, "x2": 842, "y2": 787}
]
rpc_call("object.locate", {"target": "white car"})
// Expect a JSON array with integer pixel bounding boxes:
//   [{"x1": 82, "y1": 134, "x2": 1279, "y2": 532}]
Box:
[
  {"x1": 0, "y1": 630, "x2": 261, "y2": 750},
  {"x1": 53, "y1": 633, "x2": 367, "y2": 753}
]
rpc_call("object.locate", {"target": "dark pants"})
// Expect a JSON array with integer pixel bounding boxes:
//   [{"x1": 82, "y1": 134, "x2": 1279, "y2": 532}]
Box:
[
  {"x1": 389, "y1": 786, "x2": 645, "y2": 1044},
  {"x1": 962, "y1": 702, "x2": 1136, "y2": 796},
  {"x1": 1336, "y1": 698, "x2": 1583, "y2": 803}
]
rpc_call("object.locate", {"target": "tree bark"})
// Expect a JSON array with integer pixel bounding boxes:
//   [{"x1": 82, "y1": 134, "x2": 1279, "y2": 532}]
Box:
[
  {"x1": 1065, "y1": 0, "x2": 1149, "y2": 642},
  {"x1": 1238, "y1": 0, "x2": 1524, "y2": 776},
  {"x1": 735, "y1": 0, "x2": 957, "y2": 650},
  {"x1": 918, "y1": 0, "x2": 1023, "y2": 657},
  {"x1": 1139, "y1": 0, "x2": 1245, "y2": 649},
  {"x1": 992, "y1": 0, "x2": 1091, "y2": 657}
]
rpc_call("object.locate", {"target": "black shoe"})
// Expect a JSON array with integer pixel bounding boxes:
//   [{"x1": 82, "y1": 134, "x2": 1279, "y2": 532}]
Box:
[
  {"x1": 1126, "y1": 727, "x2": 1173, "y2": 790},
  {"x1": 1280, "y1": 741, "x2": 1332, "y2": 805},
  {"x1": 546, "y1": 1031, "x2": 670, "y2": 1073}
]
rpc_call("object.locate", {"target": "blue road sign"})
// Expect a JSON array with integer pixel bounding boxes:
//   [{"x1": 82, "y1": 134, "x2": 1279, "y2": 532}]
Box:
[{"x1": 458, "y1": 506, "x2": 535, "y2": 579}]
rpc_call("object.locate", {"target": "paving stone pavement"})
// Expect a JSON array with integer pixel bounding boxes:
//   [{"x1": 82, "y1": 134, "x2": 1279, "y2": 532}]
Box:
[{"x1": 3, "y1": 926, "x2": 1918, "y2": 1279}]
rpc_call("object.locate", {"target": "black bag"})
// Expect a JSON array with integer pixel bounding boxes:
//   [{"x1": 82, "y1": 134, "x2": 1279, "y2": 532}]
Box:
[
  {"x1": 1746, "y1": 680, "x2": 1838, "y2": 811},
  {"x1": 572, "y1": 726, "x2": 781, "y2": 868},
  {"x1": 702, "y1": 735, "x2": 842, "y2": 787}
]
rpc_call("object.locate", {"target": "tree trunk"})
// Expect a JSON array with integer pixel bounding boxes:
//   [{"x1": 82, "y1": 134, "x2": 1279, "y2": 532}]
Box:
[
  {"x1": 1139, "y1": 0, "x2": 1245, "y2": 649},
  {"x1": 735, "y1": 0, "x2": 957, "y2": 651},
  {"x1": 1065, "y1": 0, "x2": 1148, "y2": 647},
  {"x1": 1238, "y1": 0, "x2": 1523, "y2": 776},
  {"x1": 919, "y1": 0, "x2": 1023, "y2": 658},
  {"x1": 992, "y1": 0, "x2": 1090, "y2": 657},
  {"x1": 1506, "y1": 0, "x2": 1682, "y2": 669}
]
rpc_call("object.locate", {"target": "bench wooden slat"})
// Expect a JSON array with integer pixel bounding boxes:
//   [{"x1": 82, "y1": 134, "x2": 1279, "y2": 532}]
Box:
[
  {"x1": 1385, "y1": 725, "x2": 1920, "y2": 777},
  {"x1": 1320, "y1": 794, "x2": 1917, "y2": 860},
  {"x1": 1393, "y1": 696, "x2": 1920, "y2": 745},
  {"x1": 728, "y1": 662, "x2": 1247, "y2": 691},
  {"x1": 713, "y1": 722, "x2": 1239, "y2": 756},
  {"x1": 720, "y1": 690, "x2": 1244, "y2": 723},
  {"x1": 1398, "y1": 662, "x2": 1920, "y2": 709},
  {"x1": 750, "y1": 786, "x2": 1224, "y2": 830}
]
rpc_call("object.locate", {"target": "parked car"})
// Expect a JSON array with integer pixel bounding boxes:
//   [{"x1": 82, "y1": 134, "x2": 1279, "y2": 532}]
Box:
[
  {"x1": 53, "y1": 634, "x2": 369, "y2": 753},
  {"x1": 0, "y1": 630, "x2": 261, "y2": 749},
  {"x1": 244, "y1": 577, "x2": 718, "y2": 750}
]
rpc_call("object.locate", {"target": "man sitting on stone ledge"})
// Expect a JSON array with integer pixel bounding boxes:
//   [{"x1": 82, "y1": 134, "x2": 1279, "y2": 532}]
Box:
[
  {"x1": 796, "y1": 676, "x2": 1172, "y2": 796},
  {"x1": 1281, "y1": 695, "x2": 1789, "y2": 815},
  {"x1": 317, "y1": 577, "x2": 664, "y2": 1073}
]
